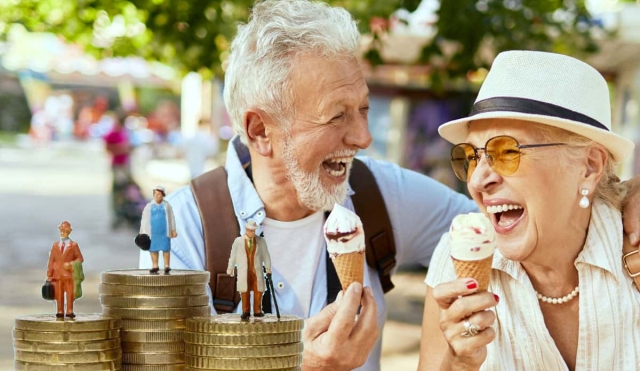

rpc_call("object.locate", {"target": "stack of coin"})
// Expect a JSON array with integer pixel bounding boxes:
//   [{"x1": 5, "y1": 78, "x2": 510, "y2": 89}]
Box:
[
  {"x1": 13, "y1": 314, "x2": 122, "y2": 370},
  {"x1": 184, "y1": 314, "x2": 304, "y2": 371},
  {"x1": 100, "y1": 269, "x2": 210, "y2": 371}
]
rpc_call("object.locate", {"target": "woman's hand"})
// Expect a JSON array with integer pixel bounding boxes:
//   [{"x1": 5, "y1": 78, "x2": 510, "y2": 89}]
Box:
[{"x1": 432, "y1": 278, "x2": 499, "y2": 370}]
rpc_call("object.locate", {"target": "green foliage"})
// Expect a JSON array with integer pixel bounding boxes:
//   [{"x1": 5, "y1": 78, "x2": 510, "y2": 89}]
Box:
[
  {"x1": 0, "y1": 0, "x2": 601, "y2": 84},
  {"x1": 425, "y1": 0, "x2": 600, "y2": 84}
]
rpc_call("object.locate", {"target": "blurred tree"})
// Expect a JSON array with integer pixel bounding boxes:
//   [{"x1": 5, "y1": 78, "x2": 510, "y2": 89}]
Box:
[{"x1": 0, "y1": 0, "x2": 602, "y2": 85}]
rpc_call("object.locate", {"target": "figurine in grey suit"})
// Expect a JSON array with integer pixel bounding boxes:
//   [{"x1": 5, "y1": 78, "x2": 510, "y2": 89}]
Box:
[{"x1": 227, "y1": 219, "x2": 272, "y2": 320}]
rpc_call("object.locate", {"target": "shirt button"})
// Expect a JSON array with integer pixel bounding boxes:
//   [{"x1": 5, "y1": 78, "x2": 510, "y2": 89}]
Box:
[
  {"x1": 257, "y1": 211, "x2": 264, "y2": 216},
  {"x1": 277, "y1": 282, "x2": 285, "y2": 289},
  {"x1": 240, "y1": 211, "x2": 247, "y2": 216}
]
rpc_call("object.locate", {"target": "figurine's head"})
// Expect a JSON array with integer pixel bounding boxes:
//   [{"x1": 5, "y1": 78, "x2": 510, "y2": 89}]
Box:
[
  {"x1": 153, "y1": 186, "x2": 166, "y2": 203},
  {"x1": 245, "y1": 220, "x2": 258, "y2": 238},
  {"x1": 58, "y1": 221, "x2": 72, "y2": 238}
]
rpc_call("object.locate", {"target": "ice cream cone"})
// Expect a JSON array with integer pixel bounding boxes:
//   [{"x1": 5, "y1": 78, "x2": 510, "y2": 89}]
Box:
[
  {"x1": 452, "y1": 255, "x2": 493, "y2": 292},
  {"x1": 331, "y1": 251, "x2": 365, "y2": 291}
]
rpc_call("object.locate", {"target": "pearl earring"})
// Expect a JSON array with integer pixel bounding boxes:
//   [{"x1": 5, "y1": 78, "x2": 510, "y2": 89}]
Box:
[{"x1": 579, "y1": 188, "x2": 590, "y2": 209}]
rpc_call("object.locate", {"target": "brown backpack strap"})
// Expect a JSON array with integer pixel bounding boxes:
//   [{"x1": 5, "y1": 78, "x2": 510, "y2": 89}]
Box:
[
  {"x1": 350, "y1": 158, "x2": 397, "y2": 293},
  {"x1": 622, "y1": 233, "x2": 640, "y2": 291},
  {"x1": 190, "y1": 167, "x2": 241, "y2": 313}
]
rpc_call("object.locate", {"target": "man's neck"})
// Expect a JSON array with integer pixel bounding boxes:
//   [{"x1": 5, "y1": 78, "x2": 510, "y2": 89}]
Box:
[{"x1": 250, "y1": 158, "x2": 315, "y2": 222}]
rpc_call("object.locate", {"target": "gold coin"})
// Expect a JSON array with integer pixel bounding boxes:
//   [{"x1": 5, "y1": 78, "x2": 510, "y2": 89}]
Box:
[
  {"x1": 99, "y1": 284, "x2": 207, "y2": 297},
  {"x1": 15, "y1": 349, "x2": 122, "y2": 363},
  {"x1": 184, "y1": 368, "x2": 300, "y2": 371},
  {"x1": 187, "y1": 314, "x2": 303, "y2": 334},
  {"x1": 13, "y1": 329, "x2": 120, "y2": 342},
  {"x1": 122, "y1": 365, "x2": 184, "y2": 371},
  {"x1": 13, "y1": 338, "x2": 121, "y2": 352},
  {"x1": 101, "y1": 270, "x2": 209, "y2": 286},
  {"x1": 184, "y1": 331, "x2": 301, "y2": 346},
  {"x1": 185, "y1": 354, "x2": 302, "y2": 370},
  {"x1": 122, "y1": 352, "x2": 184, "y2": 365},
  {"x1": 184, "y1": 342, "x2": 302, "y2": 358},
  {"x1": 121, "y1": 319, "x2": 185, "y2": 331},
  {"x1": 121, "y1": 341, "x2": 184, "y2": 353},
  {"x1": 103, "y1": 306, "x2": 210, "y2": 320},
  {"x1": 100, "y1": 295, "x2": 210, "y2": 308},
  {"x1": 15, "y1": 314, "x2": 121, "y2": 332},
  {"x1": 120, "y1": 330, "x2": 183, "y2": 343},
  {"x1": 14, "y1": 360, "x2": 121, "y2": 370}
]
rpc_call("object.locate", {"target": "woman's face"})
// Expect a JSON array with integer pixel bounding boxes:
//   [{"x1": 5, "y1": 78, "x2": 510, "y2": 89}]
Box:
[{"x1": 465, "y1": 119, "x2": 585, "y2": 262}]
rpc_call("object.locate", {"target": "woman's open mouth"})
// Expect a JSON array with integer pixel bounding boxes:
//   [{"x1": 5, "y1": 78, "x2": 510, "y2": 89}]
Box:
[{"x1": 486, "y1": 203, "x2": 525, "y2": 232}]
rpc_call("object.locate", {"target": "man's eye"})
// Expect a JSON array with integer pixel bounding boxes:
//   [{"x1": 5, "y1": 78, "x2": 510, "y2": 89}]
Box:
[
  {"x1": 331, "y1": 113, "x2": 344, "y2": 121},
  {"x1": 360, "y1": 106, "x2": 370, "y2": 112}
]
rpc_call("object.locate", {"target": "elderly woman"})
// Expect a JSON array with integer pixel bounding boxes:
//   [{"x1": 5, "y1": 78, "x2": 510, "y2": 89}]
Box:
[{"x1": 419, "y1": 50, "x2": 640, "y2": 370}]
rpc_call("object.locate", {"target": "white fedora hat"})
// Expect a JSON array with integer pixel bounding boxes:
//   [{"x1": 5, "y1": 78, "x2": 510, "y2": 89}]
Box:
[
  {"x1": 438, "y1": 50, "x2": 634, "y2": 161},
  {"x1": 245, "y1": 219, "x2": 258, "y2": 230}
]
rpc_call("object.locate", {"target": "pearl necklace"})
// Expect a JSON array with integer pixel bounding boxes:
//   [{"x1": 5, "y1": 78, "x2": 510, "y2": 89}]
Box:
[{"x1": 535, "y1": 286, "x2": 579, "y2": 304}]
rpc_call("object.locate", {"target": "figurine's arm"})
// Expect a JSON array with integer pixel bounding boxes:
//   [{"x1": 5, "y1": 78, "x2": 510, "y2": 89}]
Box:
[
  {"x1": 165, "y1": 201, "x2": 178, "y2": 238},
  {"x1": 227, "y1": 239, "x2": 239, "y2": 276},
  {"x1": 46, "y1": 244, "x2": 55, "y2": 280},
  {"x1": 140, "y1": 203, "x2": 151, "y2": 234},
  {"x1": 73, "y1": 242, "x2": 84, "y2": 264}
]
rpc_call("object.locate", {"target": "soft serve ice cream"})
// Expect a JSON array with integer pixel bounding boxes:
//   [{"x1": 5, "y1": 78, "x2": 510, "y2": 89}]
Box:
[
  {"x1": 324, "y1": 204, "x2": 365, "y2": 290},
  {"x1": 449, "y1": 213, "x2": 496, "y2": 291}
]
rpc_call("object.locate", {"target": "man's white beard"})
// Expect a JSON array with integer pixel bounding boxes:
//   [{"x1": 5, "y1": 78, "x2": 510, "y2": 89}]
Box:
[{"x1": 281, "y1": 135, "x2": 351, "y2": 212}]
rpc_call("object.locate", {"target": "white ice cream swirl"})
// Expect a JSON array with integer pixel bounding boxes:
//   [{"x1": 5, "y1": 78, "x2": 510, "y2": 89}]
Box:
[
  {"x1": 449, "y1": 213, "x2": 496, "y2": 261},
  {"x1": 324, "y1": 204, "x2": 365, "y2": 258}
]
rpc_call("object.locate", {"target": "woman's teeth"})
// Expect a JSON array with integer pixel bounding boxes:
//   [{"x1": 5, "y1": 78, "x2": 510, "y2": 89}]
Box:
[{"x1": 486, "y1": 204, "x2": 523, "y2": 214}]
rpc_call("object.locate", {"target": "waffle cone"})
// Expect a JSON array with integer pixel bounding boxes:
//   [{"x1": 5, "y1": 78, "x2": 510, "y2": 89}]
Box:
[
  {"x1": 452, "y1": 255, "x2": 493, "y2": 292},
  {"x1": 331, "y1": 251, "x2": 365, "y2": 290}
]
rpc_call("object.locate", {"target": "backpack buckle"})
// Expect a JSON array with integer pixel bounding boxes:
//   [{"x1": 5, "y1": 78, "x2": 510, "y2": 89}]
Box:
[{"x1": 623, "y1": 249, "x2": 640, "y2": 278}]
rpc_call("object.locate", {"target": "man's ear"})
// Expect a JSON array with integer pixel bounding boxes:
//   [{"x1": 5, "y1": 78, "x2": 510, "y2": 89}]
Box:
[
  {"x1": 581, "y1": 145, "x2": 607, "y2": 188},
  {"x1": 244, "y1": 109, "x2": 272, "y2": 157}
]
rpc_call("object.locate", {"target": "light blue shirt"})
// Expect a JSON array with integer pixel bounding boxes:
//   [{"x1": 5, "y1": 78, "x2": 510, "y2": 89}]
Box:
[{"x1": 140, "y1": 136, "x2": 477, "y2": 371}]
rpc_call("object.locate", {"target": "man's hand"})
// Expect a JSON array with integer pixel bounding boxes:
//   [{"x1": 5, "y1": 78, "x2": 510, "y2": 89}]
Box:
[
  {"x1": 171, "y1": 231, "x2": 178, "y2": 238},
  {"x1": 63, "y1": 262, "x2": 71, "y2": 270},
  {"x1": 623, "y1": 176, "x2": 640, "y2": 246},
  {"x1": 227, "y1": 268, "x2": 234, "y2": 276},
  {"x1": 301, "y1": 282, "x2": 378, "y2": 371}
]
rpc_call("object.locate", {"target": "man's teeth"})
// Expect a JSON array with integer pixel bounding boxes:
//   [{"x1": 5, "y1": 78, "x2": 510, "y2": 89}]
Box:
[
  {"x1": 327, "y1": 157, "x2": 351, "y2": 164},
  {"x1": 486, "y1": 204, "x2": 523, "y2": 214}
]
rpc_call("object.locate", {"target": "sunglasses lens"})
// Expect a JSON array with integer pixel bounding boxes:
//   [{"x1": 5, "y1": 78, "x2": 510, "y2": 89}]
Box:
[
  {"x1": 486, "y1": 136, "x2": 521, "y2": 176},
  {"x1": 451, "y1": 144, "x2": 476, "y2": 182}
]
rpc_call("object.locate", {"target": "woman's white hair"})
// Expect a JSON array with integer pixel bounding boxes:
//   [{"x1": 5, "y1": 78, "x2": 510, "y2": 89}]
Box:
[{"x1": 223, "y1": 0, "x2": 360, "y2": 142}]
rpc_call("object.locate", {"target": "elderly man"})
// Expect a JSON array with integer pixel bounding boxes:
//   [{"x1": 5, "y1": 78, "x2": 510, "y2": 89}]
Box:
[
  {"x1": 140, "y1": 0, "x2": 640, "y2": 369},
  {"x1": 47, "y1": 221, "x2": 84, "y2": 318},
  {"x1": 227, "y1": 219, "x2": 272, "y2": 320}
]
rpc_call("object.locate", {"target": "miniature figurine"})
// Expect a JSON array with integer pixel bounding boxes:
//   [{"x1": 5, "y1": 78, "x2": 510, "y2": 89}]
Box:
[
  {"x1": 46, "y1": 221, "x2": 84, "y2": 318},
  {"x1": 227, "y1": 220, "x2": 272, "y2": 320},
  {"x1": 140, "y1": 186, "x2": 177, "y2": 274}
]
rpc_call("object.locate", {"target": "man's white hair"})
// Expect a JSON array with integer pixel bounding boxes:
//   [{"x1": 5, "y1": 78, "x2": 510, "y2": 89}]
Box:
[{"x1": 223, "y1": 0, "x2": 360, "y2": 142}]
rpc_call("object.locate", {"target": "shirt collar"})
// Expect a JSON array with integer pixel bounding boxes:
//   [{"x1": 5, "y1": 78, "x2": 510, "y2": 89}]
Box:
[
  {"x1": 492, "y1": 199, "x2": 622, "y2": 283},
  {"x1": 226, "y1": 136, "x2": 265, "y2": 222}
]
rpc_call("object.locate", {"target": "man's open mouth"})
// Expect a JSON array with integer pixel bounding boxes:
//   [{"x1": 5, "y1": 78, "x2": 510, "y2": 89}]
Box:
[{"x1": 322, "y1": 157, "x2": 351, "y2": 177}]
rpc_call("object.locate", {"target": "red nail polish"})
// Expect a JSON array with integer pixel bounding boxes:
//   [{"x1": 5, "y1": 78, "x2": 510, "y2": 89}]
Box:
[
  {"x1": 493, "y1": 294, "x2": 500, "y2": 303},
  {"x1": 466, "y1": 280, "x2": 478, "y2": 290}
]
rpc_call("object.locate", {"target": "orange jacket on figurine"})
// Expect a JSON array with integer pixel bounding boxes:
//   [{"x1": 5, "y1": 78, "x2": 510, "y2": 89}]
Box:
[{"x1": 47, "y1": 240, "x2": 84, "y2": 281}]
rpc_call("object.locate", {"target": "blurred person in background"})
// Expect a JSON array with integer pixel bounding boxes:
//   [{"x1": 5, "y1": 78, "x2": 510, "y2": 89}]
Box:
[
  {"x1": 104, "y1": 109, "x2": 132, "y2": 229},
  {"x1": 185, "y1": 118, "x2": 219, "y2": 179}
]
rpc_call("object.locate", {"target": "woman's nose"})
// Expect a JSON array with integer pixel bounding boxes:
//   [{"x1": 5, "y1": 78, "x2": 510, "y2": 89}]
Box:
[{"x1": 468, "y1": 154, "x2": 502, "y2": 192}]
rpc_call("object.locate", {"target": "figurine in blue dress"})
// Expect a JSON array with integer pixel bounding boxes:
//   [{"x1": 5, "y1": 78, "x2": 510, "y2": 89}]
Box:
[{"x1": 140, "y1": 186, "x2": 177, "y2": 274}]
